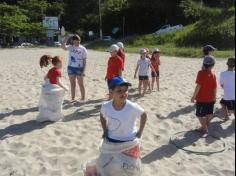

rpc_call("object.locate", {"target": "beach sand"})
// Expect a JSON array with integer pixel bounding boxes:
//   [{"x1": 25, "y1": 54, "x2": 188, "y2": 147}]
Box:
[{"x1": 0, "y1": 48, "x2": 235, "y2": 176}]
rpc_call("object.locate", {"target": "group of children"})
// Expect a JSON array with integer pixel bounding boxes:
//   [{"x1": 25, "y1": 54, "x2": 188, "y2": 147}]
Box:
[
  {"x1": 105, "y1": 43, "x2": 161, "y2": 97},
  {"x1": 191, "y1": 45, "x2": 235, "y2": 134},
  {"x1": 38, "y1": 35, "x2": 235, "y2": 142}
]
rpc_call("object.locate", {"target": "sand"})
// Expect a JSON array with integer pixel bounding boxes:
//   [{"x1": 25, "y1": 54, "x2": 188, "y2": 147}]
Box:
[{"x1": 0, "y1": 48, "x2": 235, "y2": 176}]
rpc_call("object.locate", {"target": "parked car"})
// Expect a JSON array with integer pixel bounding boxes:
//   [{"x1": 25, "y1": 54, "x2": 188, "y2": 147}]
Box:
[
  {"x1": 54, "y1": 41, "x2": 62, "y2": 47},
  {"x1": 155, "y1": 24, "x2": 183, "y2": 35},
  {"x1": 102, "y1": 36, "x2": 112, "y2": 41},
  {"x1": 13, "y1": 42, "x2": 34, "y2": 48}
]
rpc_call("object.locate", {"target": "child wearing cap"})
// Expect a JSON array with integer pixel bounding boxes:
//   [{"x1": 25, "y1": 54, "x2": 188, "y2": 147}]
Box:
[
  {"x1": 203, "y1": 45, "x2": 216, "y2": 57},
  {"x1": 191, "y1": 56, "x2": 217, "y2": 134},
  {"x1": 151, "y1": 48, "x2": 161, "y2": 91},
  {"x1": 105, "y1": 44, "x2": 124, "y2": 99},
  {"x1": 134, "y1": 49, "x2": 156, "y2": 96},
  {"x1": 220, "y1": 57, "x2": 235, "y2": 121},
  {"x1": 117, "y1": 42, "x2": 126, "y2": 70},
  {"x1": 100, "y1": 76, "x2": 147, "y2": 143}
]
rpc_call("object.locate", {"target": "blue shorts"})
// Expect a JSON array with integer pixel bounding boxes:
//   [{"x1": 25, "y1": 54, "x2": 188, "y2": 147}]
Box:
[{"x1": 67, "y1": 66, "x2": 84, "y2": 76}]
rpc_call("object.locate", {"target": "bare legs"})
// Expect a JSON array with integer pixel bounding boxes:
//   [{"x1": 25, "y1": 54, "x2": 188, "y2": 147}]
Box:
[
  {"x1": 139, "y1": 80, "x2": 148, "y2": 96},
  {"x1": 221, "y1": 104, "x2": 230, "y2": 121},
  {"x1": 151, "y1": 77, "x2": 160, "y2": 91},
  {"x1": 69, "y1": 75, "x2": 86, "y2": 101},
  {"x1": 198, "y1": 115, "x2": 213, "y2": 134}
]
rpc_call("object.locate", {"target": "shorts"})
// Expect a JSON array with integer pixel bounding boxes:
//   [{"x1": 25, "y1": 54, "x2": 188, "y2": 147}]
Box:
[
  {"x1": 139, "y1": 76, "x2": 149, "y2": 81},
  {"x1": 67, "y1": 66, "x2": 84, "y2": 76},
  {"x1": 151, "y1": 71, "x2": 160, "y2": 77},
  {"x1": 220, "y1": 99, "x2": 235, "y2": 111},
  {"x1": 196, "y1": 102, "x2": 215, "y2": 117}
]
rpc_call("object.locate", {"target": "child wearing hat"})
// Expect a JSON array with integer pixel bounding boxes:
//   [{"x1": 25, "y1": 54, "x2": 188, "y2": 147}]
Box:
[
  {"x1": 191, "y1": 56, "x2": 217, "y2": 134},
  {"x1": 100, "y1": 76, "x2": 147, "y2": 143},
  {"x1": 105, "y1": 44, "x2": 124, "y2": 99},
  {"x1": 151, "y1": 48, "x2": 161, "y2": 91},
  {"x1": 203, "y1": 45, "x2": 217, "y2": 57},
  {"x1": 117, "y1": 42, "x2": 126, "y2": 70},
  {"x1": 134, "y1": 48, "x2": 156, "y2": 96},
  {"x1": 220, "y1": 57, "x2": 235, "y2": 121}
]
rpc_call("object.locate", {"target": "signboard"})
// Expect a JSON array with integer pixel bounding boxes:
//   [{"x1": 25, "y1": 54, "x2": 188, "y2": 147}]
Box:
[
  {"x1": 88, "y1": 31, "x2": 94, "y2": 37},
  {"x1": 43, "y1": 17, "x2": 59, "y2": 30}
]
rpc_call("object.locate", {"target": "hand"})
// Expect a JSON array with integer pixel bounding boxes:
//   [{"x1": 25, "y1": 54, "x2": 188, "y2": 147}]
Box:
[
  {"x1": 105, "y1": 76, "x2": 107, "y2": 81},
  {"x1": 134, "y1": 75, "x2": 137, "y2": 79},
  {"x1": 191, "y1": 97, "x2": 195, "y2": 103},
  {"x1": 82, "y1": 72, "x2": 86, "y2": 77},
  {"x1": 136, "y1": 131, "x2": 142, "y2": 138},
  {"x1": 102, "y1": 132, "x2": 108, "y2": 139}
]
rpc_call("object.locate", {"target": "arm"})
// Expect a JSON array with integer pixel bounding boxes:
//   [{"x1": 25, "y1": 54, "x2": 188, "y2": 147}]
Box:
[
  {"x1": 44, "y1": 74, "x2": 48, "y2": 80},
  {"x1": 191, "y1": 84, "x2": 201, "y2": 103},
  {"x1": 57, "y1": 77, "x2": 68, "y2": 91},
  {"x1": 136, "y1": 112, "x2": 147, "y2": 138},
  {"x1": 213, "y1": 89, "x2": 217, "y2": 102},
  {"x1": 82, "y1": 59, "x2": 87, "y2": 76},
  {"x1": 134, "y1": 64, "x2": 139, "y2": 79},
  {"x1": 150, "y1": 64, "x2": 156, "y2": 73},
  {"x1": 61, "y1": 36, "x2": 69, "y2": 51},
  {"x1": 100, "y1": 113, "x2": 108, "y2": 138}
]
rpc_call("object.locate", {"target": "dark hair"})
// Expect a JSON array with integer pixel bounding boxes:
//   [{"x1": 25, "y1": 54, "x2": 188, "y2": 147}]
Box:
[
  {"x1": 203, "y1": 63, "x2": 215, "y2": 69},
  {"x1": 40, "y1": 55, "x2": 52, "y2": 68},
  {"x1": 40, "y1": 55, "x2": 63, "y2": 68},
  {"x1": 72, "y1": 35, "x2": 81, "y2": 41},
  {"x1": 203, "y1": 50, "x2": 209, "y2": 56},
  {"x1": 227, "y1": 57, "x2": 235, "y2": 68}
]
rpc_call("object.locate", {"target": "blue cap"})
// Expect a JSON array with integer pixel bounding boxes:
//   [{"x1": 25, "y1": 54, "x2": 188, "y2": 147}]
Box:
[
  {"x1": 203, "y1": 45, "x2": 217, "y2": 52},
  {"x1": 109, "y1": 77, "x2": 132, "y2": 89},
  {"x1": 203, "y1": 55, "x2": 216, "y2": 65}
]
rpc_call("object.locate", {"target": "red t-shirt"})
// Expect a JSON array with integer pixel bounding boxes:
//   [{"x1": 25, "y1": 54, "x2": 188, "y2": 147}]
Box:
[
  {"x1": 196, "y1": 70, "x2": 217, "y2": 102},
  {"x1": 117, "y1": 49, "x2": 125, "y2": 69},
  {"x1": 47, "y1": 67, "x2": 62, "y2": 84},
  {"x1": 151, "y1": 57, "x2": 160, "y2": 71},
  {"x1": 106, "y1": 55, "x2": 123, "y2": 80}
]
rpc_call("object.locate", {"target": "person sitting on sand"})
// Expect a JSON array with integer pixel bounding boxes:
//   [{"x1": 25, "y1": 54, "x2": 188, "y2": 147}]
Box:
[
  {"x1": 117, "y1": 42, "x2": 126, "y2": 70},
  {"x1": 61, "y1": 35, "x2": 87, "y2": 102},
  {"x1": 191, "y1": 56, "x2": 217, "y2": 134},
  {"x1": 220, "y1": 57, "x2": 235, "y2": 121},
  {"x1": 105, "y1": 44, "x2": 124, "y2": 99},
  {"x1": 40, "y1": 55, "x2": 68, "y2": 91},
  {"x1": 134, "y1": 48, "x2": 156, "y2": 96},
  {"x1": 150, "y1": 48, "x2": 161, "y2": 91}
]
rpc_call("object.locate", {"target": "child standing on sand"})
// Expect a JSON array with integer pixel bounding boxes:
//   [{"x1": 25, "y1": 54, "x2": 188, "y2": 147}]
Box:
[
  {"x1": 134, "y1": 49, "x2": 156, "y2": 96},
  {"x1": 40, "y1": 55, "x2": 68, "y2": 91},
  {"x1": 220, "y1": 57, "x2": 235, "y2": 121},
  {"x1": 191, "y1": 56, "x2": 217, "y2": 134},
  {"x1": 117, "y1": 42, "x2": 126, "y2": 70},
  {"x1": 203, "y1": 45, "x2": 216, "y2": 57},
  {"x1": 151, "y1": 48, "x2": 161, "y2": 91},
  {"x1": 105, "y1": 44, "x2": 124, "y2": 99}
]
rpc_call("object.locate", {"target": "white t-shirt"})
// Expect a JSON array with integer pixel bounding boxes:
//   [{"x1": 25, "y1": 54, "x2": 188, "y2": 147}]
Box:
[
  {"x1": 220, "y1": 70, "x2": 235, "y2": 100},
  {"x1": 101, "y1": 100, "x2": 145, "y2": 141},
  {"x1": 137, "y1": 58, "x2": 151, "y2": 76},
  {"x1": 66, "y1": 45, "x2": 87, "y2": 68}
]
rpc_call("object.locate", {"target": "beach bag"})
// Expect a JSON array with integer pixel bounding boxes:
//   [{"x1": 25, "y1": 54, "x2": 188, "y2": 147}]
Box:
[
  {"x1": 36, "y1": 81, "x2": 65, "y2": 122},
  {"x1": 84, "y1": 139, "x2": 142, "y2": 176}
]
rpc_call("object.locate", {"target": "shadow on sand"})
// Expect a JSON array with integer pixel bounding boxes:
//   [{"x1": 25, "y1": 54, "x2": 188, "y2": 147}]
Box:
[{"x1": 0, "y1": 107, "x2": 38, "y2": 120}]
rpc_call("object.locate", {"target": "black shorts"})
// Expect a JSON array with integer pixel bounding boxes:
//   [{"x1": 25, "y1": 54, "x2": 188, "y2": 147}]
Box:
[
  {"x1": 139, "y1": 76, "x2": 149, "y2": 81},
  {"x1": 196, "y1": 102, "x2": 215, "y2": 117},
  {"x1": 152, "y1": 71, "x2": 160, "y2": 77},
  {"x1": 220, "y1": 99, "x2": 235, "y2": 111}
]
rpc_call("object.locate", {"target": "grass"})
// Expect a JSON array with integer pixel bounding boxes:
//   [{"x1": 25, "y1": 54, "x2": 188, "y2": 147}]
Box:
[{"x1": 84, "y1": 40, "x2": 235, "y2": 58}]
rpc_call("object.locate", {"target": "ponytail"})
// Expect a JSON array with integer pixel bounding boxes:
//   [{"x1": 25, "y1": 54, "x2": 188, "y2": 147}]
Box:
[{"x1": 40, "y1": 55, "x2": 52, "y2": 68}]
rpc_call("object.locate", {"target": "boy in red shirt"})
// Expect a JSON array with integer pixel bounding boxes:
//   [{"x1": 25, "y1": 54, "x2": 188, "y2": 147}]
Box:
[
  {"x1": 105, "y1": 44, "x2": 124, "y2": 99},
  {"x1": 191, "y1": 56, "x2": 217, "y2": 134}
]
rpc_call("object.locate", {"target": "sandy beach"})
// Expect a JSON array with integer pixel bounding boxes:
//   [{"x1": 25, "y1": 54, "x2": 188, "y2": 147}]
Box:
[{"x1": 0, "y1": 48, "x2": 235, "y2": 176}]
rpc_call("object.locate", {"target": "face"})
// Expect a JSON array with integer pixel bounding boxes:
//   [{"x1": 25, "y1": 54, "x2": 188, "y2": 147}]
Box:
[
  {"x1": 112, "y1": 86, "x2": 129, "y2": 102},
  {"x1": 153, "y1": 52, "x2": 160, "y2": 58},
  {"x1": 140, "y1": 53, "x2": 146, "y2": 58},
  {"x1": 73, "y1": 39, "x2": 80, "y2": 46},
  {"x1": 208, "y1": 51, "x2": 214, "y2": 55},
  {"x1": 110, "y1": 51, "x2": 117, "y2": 57}
]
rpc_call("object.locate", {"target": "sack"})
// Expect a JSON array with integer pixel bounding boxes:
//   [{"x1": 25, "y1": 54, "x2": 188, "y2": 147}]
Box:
[
  {"x1": 84, "y1": 139, "x2": 142, "y2": 176},
  {"x1": 37, "y1": 81, "x2": 65, "y2": 122}
]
